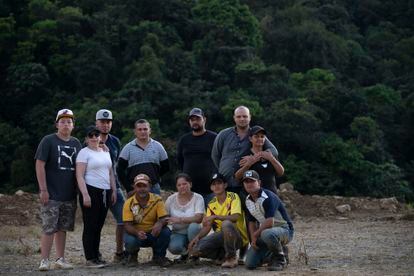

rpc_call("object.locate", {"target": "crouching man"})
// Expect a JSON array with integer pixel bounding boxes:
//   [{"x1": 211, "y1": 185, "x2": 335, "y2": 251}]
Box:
[
  {"x1": 188, "y1": 173, "x2": 249, "y2": 268},
  {"x1": 123, "y1": 174, "x2": 171, "y2": 266},
  {"x1": 242, "y1": 170, "x2": 294, "y2": 271}
]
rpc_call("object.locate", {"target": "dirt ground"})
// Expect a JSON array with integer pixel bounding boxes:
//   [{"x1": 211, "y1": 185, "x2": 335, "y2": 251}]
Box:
[{"x1": 1, "y1": 189, "x2": 413, "y2": 275}]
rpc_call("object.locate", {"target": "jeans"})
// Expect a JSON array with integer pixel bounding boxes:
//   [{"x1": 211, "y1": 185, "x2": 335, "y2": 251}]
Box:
[
  {"x1": 168, "y1": 223, "x2": 201, "y2": 255},
  {"x1": 245, "y1": 226, "x2": 292, "y2": 269},
  {"x1": 193, "y1": 220, "x2": 242, "y2": 260},
  {"x1": 124, "y1": 226, "x2": 171, "y2": 257},
  {"x1": 109, "y1": 188, "x2": 125, "y2": 225}
]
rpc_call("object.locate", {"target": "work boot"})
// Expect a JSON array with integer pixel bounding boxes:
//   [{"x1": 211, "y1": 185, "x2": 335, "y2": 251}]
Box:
[{"x1": 126, "y1": 252, "x2": 138, "y2": 267}]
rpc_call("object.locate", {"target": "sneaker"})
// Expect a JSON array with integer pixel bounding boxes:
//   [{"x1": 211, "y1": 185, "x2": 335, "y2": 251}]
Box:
[
  {"x1": 152, "y1": 256, "x2": 172, "y2": 267},
  {"x1": 85, "y1": 259, "x2": 105, "y2": 268},
  {"x1": 221, "y1": 256, "x2": 238, "y2": 268},
  {"x1": 39, "y1": 259, "x2": 50, "y2": 271},
  {"x1": 267, "y1": 254, "x2": 286, "y2": 271},
  {"x1": 173, "y1": 254, "x2": 188, "y2": 264},
  {"x1": 54, "y1": 257, "x2": 74, "y2": 269}
]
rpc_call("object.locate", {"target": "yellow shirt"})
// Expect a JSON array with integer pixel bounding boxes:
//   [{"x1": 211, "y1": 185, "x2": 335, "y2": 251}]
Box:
[
  {"x1": 123, "y1": 193, "x2": 168, "y2": 232},
  {"x1": 206, "y1": 192, "x2": 249, "y2": 246}
]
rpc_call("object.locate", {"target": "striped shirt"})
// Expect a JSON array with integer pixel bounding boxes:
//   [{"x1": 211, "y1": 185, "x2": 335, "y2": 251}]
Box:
[
  {"x1": 245, "y1": 189, "x2": 294, "y2": 232},
  {"x1": 117, "y1": 138, "x2": 168, "y2": 191}
]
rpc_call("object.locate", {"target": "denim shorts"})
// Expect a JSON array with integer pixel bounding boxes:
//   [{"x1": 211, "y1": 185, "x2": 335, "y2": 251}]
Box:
[
  {"x1": 109, "y1": 188, "x2": 126, "y2": 225},
  {"x1": 40, "y1": 200, "x2": 76, "y2": 234}
]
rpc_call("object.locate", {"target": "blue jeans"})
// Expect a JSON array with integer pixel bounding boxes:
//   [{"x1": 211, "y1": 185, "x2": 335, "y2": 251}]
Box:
[
  {"x1": 124, "y1": 226, "x2": 171, "y2": 257},
  {"x1": 109, "y1": 188, "x2": 125, "y2": 225},
  {"x1": 245, "y1": 226, "x2": 292, "y2": 269},
  {"x1": 168, "y1": 223, "x2": 201, "y2": 255}
]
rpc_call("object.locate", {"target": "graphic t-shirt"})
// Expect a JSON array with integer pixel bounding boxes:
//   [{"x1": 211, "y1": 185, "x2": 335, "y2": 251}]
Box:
[{"x1": 35, "y1": 133, "x2": 82, "y2": 201}]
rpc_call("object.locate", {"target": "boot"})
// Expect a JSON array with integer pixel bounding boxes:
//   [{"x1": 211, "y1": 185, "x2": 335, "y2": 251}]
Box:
[{"x1": 267, "y1": 253, "x2": 286, "y2": 271}]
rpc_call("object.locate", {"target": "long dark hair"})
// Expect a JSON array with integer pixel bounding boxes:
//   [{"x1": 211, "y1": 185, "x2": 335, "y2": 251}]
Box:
[{"x1": 175, "y1": 173, "x2": 192, "y2": 184}]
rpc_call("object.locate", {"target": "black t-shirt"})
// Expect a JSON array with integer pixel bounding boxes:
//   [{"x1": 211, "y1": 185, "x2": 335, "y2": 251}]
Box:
[
  {"x1": 177, "y1": 130, "x2": 217, "y2": 195},
  {"x1": 239, "y1": 148, "x2": 278, "y2": 194},
  {"x1": 35, "y1": 134, "x2": 82, "y2": 201}
]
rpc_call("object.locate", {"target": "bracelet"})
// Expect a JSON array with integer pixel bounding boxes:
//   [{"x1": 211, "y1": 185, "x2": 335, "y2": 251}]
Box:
[{"x1": 40, "y1": 189, "x2": 47, "y2": 192}]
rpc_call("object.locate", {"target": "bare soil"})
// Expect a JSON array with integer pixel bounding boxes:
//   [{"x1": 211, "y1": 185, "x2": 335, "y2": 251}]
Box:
[{"x1": 0, "y1": 190, "x2": 413, "y2": 275}]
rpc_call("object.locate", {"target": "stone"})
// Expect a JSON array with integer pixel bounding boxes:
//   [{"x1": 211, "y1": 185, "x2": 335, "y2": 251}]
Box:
[
  {"x1": 336, "y1": 204, "x2": 351, "y2": 214},
  {"x1": 380, "y1": 197, "x2": 398, "y2": 212},
  {"x1": 15, "y1": 190, "x2": 25, "y2": 196},
  {"x1": 279, "y1": 182, "x2": 294, "y2": 192}
]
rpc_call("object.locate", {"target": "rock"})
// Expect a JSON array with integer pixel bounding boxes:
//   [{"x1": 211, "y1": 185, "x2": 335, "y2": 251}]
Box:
[
  {"x1": 15, "y1": 190, "x2": 25, "y2": 196},
  {"x1": 380, "y1": 197, "x2": 398, "y2": 212},
  {"x1": 0, "y1": 193, "x2": 4, "y2": 198},
  {"x1": 279, "y1": 182, "x2": 294, "y2": 192},
  {"x1": 336, "y1": 204, "x2": 351, "y2": 213}
]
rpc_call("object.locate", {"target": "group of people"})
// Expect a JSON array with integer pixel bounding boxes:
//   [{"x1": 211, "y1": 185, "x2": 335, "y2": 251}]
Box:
[{"x1": 35, "y1": 105, "x2": 294, "y2": 271}]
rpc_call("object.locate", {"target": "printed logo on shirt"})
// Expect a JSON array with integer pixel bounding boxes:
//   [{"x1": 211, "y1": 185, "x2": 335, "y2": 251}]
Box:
[{"x1": 57, "y1": 145, "x2": 77, "y2": 171}]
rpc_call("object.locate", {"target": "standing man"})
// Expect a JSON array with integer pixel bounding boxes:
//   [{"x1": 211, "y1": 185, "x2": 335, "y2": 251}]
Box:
[
  {"x1": 242, "y1": 170, "x2": 294, "y2": 271},
  {"x1": 95, "y1": 109, "x2": 126, "y2": 262},
  {"x1": 177, "y1": 108, "x2": 217, "y2": 197},
  {"x1": 117, "y1": 119, "x2": 169, "y2": 195},
  {"x1": 211, "y1": 106, "x2": 278, "y2": 194},
  {"x1": 35, "y1": 109, "x2": 82, "y2": 271},
  {"x1": 188, "y1": 173, "x2": 249, "y2": 268},
  {"x1": 123, "y1": 174, "x2": 171, "y2": 266}
]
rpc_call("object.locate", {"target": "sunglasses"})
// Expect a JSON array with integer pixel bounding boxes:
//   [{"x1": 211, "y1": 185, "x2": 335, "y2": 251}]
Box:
[{"x1": 87, "y1": 132, "x2": 100, "y2": 138}]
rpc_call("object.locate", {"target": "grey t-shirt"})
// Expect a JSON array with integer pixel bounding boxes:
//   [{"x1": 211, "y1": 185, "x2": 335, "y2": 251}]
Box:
[{"x1": 35, "y1": 133, "x2": 82, "y2": 201}]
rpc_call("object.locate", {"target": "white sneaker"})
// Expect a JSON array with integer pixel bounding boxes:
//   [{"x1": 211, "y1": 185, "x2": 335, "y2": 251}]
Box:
[
  {"x1": 54, "y1": 257, "x2": 74, "y2": 269},
  {"x1": 39, "y1": 259, "x2": 50, "y2": 271}
]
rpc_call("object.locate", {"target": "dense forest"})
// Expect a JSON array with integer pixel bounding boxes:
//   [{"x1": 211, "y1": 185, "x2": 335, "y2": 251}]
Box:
[{"x1": 0, "y1": 0, "x2": 413, "y2": 201}]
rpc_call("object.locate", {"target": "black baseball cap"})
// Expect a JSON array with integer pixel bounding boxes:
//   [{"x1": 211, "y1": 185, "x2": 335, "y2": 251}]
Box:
[
  {"x1": 85, "y1": 125, "x2": 101, "y2": 137},
  {"x1": 241, "y1": 170, "x2": 260, "y2": 182},
  {"x1": 210, "y1": 173, "x2": 226, "y2": 185},
  {"x1": 188, "y1": 108, "x2": 204, "y2": 118},
  {"x1": 249, "y1": 125, "x2": 267, "y2": 136}
]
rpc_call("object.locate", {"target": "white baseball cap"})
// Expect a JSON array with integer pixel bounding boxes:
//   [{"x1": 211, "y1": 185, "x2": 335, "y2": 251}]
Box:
[
  {"x1": 55, "y1": 109, "x2": 74, "y2": 122},
  {"x1": 96, "y1": 109, "x2": 113, "y2": 120}
]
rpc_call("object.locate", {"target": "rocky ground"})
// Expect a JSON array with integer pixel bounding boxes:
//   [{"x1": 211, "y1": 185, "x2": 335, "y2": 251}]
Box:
[{"x1": 0, "y1": 187, "x2": 413, "y2": 275}]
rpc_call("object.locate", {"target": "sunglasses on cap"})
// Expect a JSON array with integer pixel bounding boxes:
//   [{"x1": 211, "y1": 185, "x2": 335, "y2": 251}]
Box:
[{"x1": 87, "y1": 132, "x2": 100, "y2": 138}]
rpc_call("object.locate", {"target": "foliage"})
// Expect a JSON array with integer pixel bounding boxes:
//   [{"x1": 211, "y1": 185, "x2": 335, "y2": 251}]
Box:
[{"x1": 0, "y1": 0, "x2": 412, "y2": 201}]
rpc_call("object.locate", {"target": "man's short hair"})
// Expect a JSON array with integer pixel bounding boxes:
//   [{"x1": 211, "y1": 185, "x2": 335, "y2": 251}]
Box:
[{"x1": 134, "y1": 119, "x2": 150, "y2": 127}]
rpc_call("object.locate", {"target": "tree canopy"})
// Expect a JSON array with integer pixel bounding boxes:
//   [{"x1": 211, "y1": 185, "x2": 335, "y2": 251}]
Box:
[{"x1": 0, "y1": 0, "x2": 413, "y2": 201}]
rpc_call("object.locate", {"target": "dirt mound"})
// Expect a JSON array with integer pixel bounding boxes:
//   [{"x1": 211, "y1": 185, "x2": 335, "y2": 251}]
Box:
[
  {"x1": 0, "y1": 188, "x2": 410, "y2": 227},
  {"x1": 0, "y1": 192, "x2": 40, "y2": 226}
]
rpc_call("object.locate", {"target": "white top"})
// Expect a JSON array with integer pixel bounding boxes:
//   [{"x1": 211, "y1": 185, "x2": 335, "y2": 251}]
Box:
[
  {"x1": 165, "y1": 192, "x2": 205, "y2": 234},
  {"x1": 76, "y1": 147, "x2": 112, "y2": 189}
]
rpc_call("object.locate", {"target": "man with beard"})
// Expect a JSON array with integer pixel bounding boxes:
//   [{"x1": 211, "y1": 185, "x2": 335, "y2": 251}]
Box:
[
  {"x1": 95, "y1": 109, "x2": 127, "y2": 262},
  {"x1": 176, "y1": 108, "x2": 217, "y2": 199},
  {"x1": 211, "y1": 106, "x2": 278, "y2": 194}
]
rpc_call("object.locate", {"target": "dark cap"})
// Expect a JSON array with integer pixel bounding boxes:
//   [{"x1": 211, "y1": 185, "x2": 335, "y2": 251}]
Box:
[
  {"x1": 210, "y1": 173, "x2": 226, "y2": 185},
  {"x1": 85, "y1": 125, "x2": 101, "y2": 137},
  {"x1": 249, "y1": 125, "x2": 267, "y2": 136},
  {"x1": 188, "y1": 108, "x2": 204, "y2": 118},
  {"x1": 241, "y1": 170, "x2": 260, "y2": 182}
]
